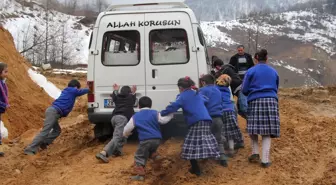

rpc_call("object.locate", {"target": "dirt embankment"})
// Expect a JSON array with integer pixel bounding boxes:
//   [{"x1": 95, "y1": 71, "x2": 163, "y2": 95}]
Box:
[{"x1": 0, "y1": 27, "x2": 52, "y2": 139}]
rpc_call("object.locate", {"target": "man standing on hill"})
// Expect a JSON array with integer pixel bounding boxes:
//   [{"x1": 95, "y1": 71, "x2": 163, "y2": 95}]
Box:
[{"x1": 229, "y1": 45, "x2": 254, "y2": 80}]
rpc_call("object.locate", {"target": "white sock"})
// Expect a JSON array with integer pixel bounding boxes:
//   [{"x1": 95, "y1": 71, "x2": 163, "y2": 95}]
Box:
[
  {"x1": 228, "y1": 140, "x2": 234, "y2": 151},
  {"x1": 261, "y1": 136, "x2": 271, "y2": 163},
  {"x1": 250, "y1": 135, "x2": 259, "y2": 155}
]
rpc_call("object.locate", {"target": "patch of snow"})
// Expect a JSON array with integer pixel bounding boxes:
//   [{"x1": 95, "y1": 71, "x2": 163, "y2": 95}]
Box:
[
  {"x1": 201, "y1": 10, "x2": 336, "y2": 55},
  {"x1": 200, "y1": 22, "x2": 238, "y2": 47},
  {"x1": 52, "y1": 69, "x2": 87, "y2": 74},
  {"x1": 1, "y1": 0, "x2": 91, "y2": 65},
  {"x1": 28, "y1": 68, "x2": 61, "y2": 99},
  {"x1": 308, "y1": 68, "x2": 313, "y2": 72},
  {"x1": 284, "y1": 65, "x2": 303, "y2": 74}
]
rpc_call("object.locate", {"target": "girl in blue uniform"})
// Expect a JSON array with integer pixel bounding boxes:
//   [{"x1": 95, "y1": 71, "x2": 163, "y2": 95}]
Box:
[
  {"x1": 199, "y1": 74, "x2": 228, "y2": 167},
  {"x1": 242, "y1": 49, "x2": 280, "y2": 168},
  {"x1": 216, "y1": 74, "x2": 243, "y2": 157},
  {"x1": 161, "y1": 76, "x2": 219, "y2": 176},
  {"x1": 0, "y1": 62, "x2": 8, "y2": 157}
]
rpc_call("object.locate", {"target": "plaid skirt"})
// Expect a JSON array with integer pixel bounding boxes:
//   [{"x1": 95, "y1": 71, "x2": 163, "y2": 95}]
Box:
[
  {"x1": 247, "y1": 98, "x2": 280, "y2": 138},
  {"x1": 222, "y1": 111, "x2": 243, "y2": 141},
  {"x1": 181, "y1": 121, "x2": 220, "y2": 160}
]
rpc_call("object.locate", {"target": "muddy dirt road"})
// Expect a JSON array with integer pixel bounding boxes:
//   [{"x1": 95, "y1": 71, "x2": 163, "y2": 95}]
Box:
[{"x1": 0, "y1": 75, "x2": 335, "y2": 185}]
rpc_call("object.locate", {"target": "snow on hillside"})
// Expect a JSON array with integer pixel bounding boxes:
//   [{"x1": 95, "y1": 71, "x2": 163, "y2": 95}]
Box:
[
  {"x1": 0, "y1": 0, "x2": 92, "y2": 65},
  {"x1": 271, "y1": 60, "x2": 321, "y2": 87},
  {"x1": 201, "y1": 10, "x2": 336, "y2": 56}
]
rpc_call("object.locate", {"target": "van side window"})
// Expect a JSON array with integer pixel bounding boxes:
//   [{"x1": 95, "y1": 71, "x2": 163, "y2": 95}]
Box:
[
  {"x1": 149, "y1": 29, "x2": 189, "y2": 65},
  {"x1": 197, "y1": 27, "x2": 210, "y2": 65},
  {"x1": 102, "y1": 31, "x2": 140, "y2": 66}
]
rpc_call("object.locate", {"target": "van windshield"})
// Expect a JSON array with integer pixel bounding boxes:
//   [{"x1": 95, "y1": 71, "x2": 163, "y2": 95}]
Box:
[
  {"x1": 149, "y1": 29, "x2": 189, "y2": 65},
  {"x1": 102, "y1": 31, "x2": 140, "y2": 66}
]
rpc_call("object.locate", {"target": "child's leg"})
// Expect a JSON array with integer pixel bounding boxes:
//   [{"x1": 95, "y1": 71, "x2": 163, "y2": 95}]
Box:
[
  {"x1": 248, "y1": 134, "x2": 260, "y2": 163},
  {"x1": 261, "y1": 136, "x2": 271, "y2": 164},
  {"x1": 101, "y1": 115, "x2": 128, "y2": 157},
  {"x1": 43, "y1": 121, "x2": 61, "y2": 145},
  {"x1": 131, "y1": 140, "x2": 156, "y2": 181},
  {"x1": 24, "y1": 107, "x2": 60, "y2": 154},
  {"x1": 211, "y1": 117, "x2": 227, "y2": 166},
  {"x1": 189, "y1": 160, "x2": 201, "y2": 176}
]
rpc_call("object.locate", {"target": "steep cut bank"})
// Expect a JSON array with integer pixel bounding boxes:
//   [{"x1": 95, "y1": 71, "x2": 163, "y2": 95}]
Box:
[{"x1": 0, "y1": 27, "x2": 52, "y2": 139}]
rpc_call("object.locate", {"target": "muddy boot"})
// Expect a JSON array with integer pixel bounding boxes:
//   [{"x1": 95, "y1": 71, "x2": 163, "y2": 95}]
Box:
[
  {"x1": 96, "y1": 151, "x2": 109, "y2": 163},
  {"x1": 24, "y1": 148, "x2": 36, "y2": 156},
  {"x1": 130, "y1": 165, "x2": 145, "y2": 181},
  {"x1": 248, "y1": 154, "x2": 260, "y2": 163},
  {"x1": 219, "y1": 154, "x2": 228, "y2": 167},
  {"x1": 234, "y1": 142, "x2": 245, "y2": 150}
]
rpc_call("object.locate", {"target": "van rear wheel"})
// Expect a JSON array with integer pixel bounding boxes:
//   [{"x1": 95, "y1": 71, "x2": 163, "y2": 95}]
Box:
[{"x1": 94, "y1": 122, "x2": 113, "y2": 142}]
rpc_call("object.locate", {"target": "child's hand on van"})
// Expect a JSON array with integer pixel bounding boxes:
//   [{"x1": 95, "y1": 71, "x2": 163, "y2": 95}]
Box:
[
  {"x1": 131, "y1": 85, "x2": 137, "y2": 94},
  {"x1": 113, "y1": 84, "x2": 120, "y2": 91}
]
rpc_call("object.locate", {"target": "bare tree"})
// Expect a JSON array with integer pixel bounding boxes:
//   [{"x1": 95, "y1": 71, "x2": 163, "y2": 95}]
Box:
[
  {"x1": 44, "y1": 0, "x2": 49, "y2": 64},
  {"x1": 64, "y1": 0, "x2": 78, "y2": 14},
  {"x1": 96, "y1": 0, "x2": 108, "y2": 12}
]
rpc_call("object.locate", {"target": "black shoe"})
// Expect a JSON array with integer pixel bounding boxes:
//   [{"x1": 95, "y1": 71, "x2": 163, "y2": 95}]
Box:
[
  {"x1": 0, "y1": 152, "x2": 4, "y2": 157},
  {"x1": 234, "y1": 142, "x2": 245, "y2": 150},
  {"x1": 220, "y1": 160, "x2": 228, "y2": 167},
  {"x1": 261, "y1": 162, "x2": 272, "y2": 168},
  {"x1": 248, "y1": 154, "x2": 260, "y2": 163},
  {"x1": 189, "y1": 168, "x2": 201, "y2": 176}
]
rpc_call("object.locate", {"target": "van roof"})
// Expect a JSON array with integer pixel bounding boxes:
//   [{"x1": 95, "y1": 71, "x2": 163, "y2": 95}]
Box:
[
  {"x1": 95, "y1": 0, "x2": 199, "y2": 27},
  {"x1": 104, "y1": 0, "x2": 188, "y2": 12}
]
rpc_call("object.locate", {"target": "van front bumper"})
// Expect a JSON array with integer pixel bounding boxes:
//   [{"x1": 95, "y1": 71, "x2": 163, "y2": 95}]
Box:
[{"x1": 87, "y1": 108, "x2": 188, "y2": 139}]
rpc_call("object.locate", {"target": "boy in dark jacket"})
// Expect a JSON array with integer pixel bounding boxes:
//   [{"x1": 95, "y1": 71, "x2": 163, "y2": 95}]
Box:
[
  {"x1": 123, "y1": 96, "x2": 173, "y2": 181},
  {"x1": 24, "y1": 80, "x2": 89, "y2": 155},
  {"x1": 96, "y1": 84, "x2": 137, "y2": 163}
]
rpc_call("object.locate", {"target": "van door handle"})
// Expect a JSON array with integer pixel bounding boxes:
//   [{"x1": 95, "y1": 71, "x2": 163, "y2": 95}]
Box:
[{"x1": 152, "y1": 69, "x2": 157, "y2": 78}]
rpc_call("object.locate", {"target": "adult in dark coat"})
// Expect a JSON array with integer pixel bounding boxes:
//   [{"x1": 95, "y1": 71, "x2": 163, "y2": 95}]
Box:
[{"x1": 229, "y1": 45, "x2": 254, "y2": 80}]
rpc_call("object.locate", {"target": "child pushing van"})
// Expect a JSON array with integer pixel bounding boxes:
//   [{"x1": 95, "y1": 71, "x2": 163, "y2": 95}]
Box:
[
  {"x1": 161, "y1": 77, "x2": 220, "y2": 176},
  {"x1": 242, "y1": 49, "x2": 280, "y2": 168},
  {"x1": 216, "y1": 74, "x2": 244, "y2": 157},
  {"x1": 96, "y1": 84, "x2": 137, "y2": 163},
  {"x1": 24, "y1": 80, "x2": 89, "y2": 155},
  {"x1": 123, "y1": 96, "x2": 173, "y2": 181},
  {"x1": 199, "y1": 74, "x2": 228, "y2": 167}
]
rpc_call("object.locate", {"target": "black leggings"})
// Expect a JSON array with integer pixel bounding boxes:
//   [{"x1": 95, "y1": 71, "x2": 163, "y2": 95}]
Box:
[{"x1": 190, "y1": 160, "x2": 200, "y2": 172}]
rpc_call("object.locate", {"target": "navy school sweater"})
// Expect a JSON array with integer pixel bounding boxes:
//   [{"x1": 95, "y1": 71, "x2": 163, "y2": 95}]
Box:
[
  {"x1": 160, "y1": 89, "x2": 212, "y2": 126},
  {"x1": 216, "y1": 86, "x2": 235, "y2": 111},
  {"x1": 133, "y1": 109, "x2": 162, "y2": 141},
  {"x1": 0, "y1": 80, "x2": 8, "y2": 114},
  {"x1": 199, "y1": 85, "x2": 224, "y2": 117},
  {"x1": 52, "y1": 87, "x2": 89, "y2": 117},
  {"x1": 241, "y1": 63, "x2": 279, "y2": 102}
]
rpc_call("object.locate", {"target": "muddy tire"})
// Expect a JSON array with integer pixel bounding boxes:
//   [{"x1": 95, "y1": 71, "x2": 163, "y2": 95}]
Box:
[{"x1": 94, "y1": 122, "x2": 113, "y2": 142}]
